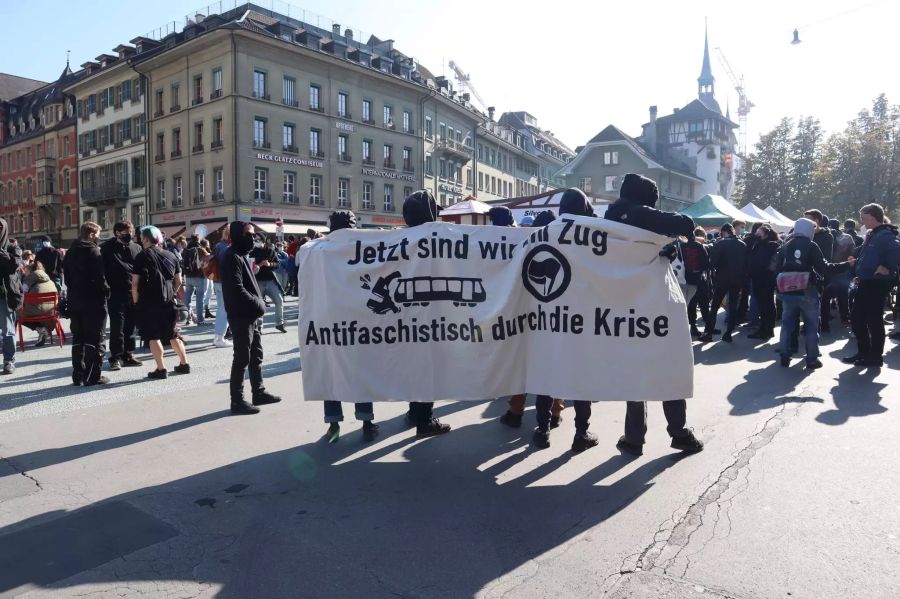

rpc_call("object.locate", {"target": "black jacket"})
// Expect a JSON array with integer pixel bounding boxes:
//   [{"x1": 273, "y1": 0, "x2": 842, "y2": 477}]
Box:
[
  {"x1": 63, "y1": 239, "x2": 109, "y2": 310},
  {"x1": 776, "y1": 236, "x2": 849, "y2": 295},
  {"x1": 604, "y1": 199, "x2": 695, "y2": 238},
  {"x1": 0, "y1": 238, "x2": 23, "y2": 312},
  {"x1": 100, "y1": 237, "x2": 142, "y2": 295},
  {"x1": 748, "y1": 239, "x2": 780, "y2": 280},
  {"x1": 709, "y1": 236, "x2": 748, "y2": 286},
  {"x1": 249, "y1": 245, "x2": 278, "y2": 282},
  {"x1": 221, "y1": 246, "x2": 266, "y2": 320},
  {"x1": 812, "y1": 229, "x2": 834, "y2": 261},
  {"x1": 36, "y1": 246, "x2": 63, "y2": 279}
]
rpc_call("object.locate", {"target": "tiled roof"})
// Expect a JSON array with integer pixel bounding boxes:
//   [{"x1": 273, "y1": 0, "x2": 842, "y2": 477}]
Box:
[{"x1": 0, "y1": 73, "x2": 46, "y2": 102}]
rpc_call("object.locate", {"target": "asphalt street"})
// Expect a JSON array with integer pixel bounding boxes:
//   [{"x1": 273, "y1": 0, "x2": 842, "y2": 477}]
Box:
[{"x1": 0, "y1": 297, "x2": 898, "y2": 598}]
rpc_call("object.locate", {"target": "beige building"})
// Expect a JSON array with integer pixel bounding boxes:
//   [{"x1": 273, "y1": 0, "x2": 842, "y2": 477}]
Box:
[
  {"x1": 474, "y1": 119, "x2": 540, "y2": 203},
  {"x1": 131, "y1": 7, "x2": 496, "y2": 235},
  {"x1": 66, "y1": 47, "x2": 148, "y2": 232}
]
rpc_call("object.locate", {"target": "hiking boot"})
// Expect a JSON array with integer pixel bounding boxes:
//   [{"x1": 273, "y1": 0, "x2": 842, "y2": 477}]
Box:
[
  {"x1": 122, "y1": 356, "x2": 143, "y2": 367},
  {"x1": 214, "y1": 336, "x2": 233, "y2": 348},
  {"x1": 616, "y1": 436, "x2": 643, "y2": 456},
  {"x1": 326, "y1": 423, "x2": 340, "y2": 444},
  {"x1": 499, "y1": 411, "x2": 523, "y2": 428},
  {"x1": 805, "y1": 360, "x2": 824, "y2": 370},
  {"x1": 276, "y1": 325, "x2": 288, "y2": 333},
  {"x1": 84, "y1": 376, "x2": 110, "y2": 386},
  {"x1": 671, "y1": 430, "x2": 705, "y2": 453},
  {"x1": 550, "y1": 414, "x2": 563, "y2": 429},
  {"x1": 147, "y1": 368, "x2": 168, "y2": 380},
  {"x1": 2, "y1": 363, "x2": 14, "y2": 375},
  {"x1": 362, "y1": 421, "x2": 380, "y2": 443},
  {"x1": 571, "y1": 432, "x2": 599, "y2": 454},
  {"x1": 842, "y1": 354, "x2": 862, "y2": 364},
  {"x1": 252, "y1": 391, "x2": 282, "y2": 406},
  {"x1": 416, "y1": 418, "x2": 451, "y2": 438},
  {"x1": 532, "y1": 428, "x2": 551, "y2": 449},
  {"x1": 108, "y1": 360, "x2": 122, "y2": 371},
  {"x1": 722, "y1": 332, "x2": 733, "y2": 343},
  {"x1": 231, "y1": 400, "x2": 260, "y2": 415}
]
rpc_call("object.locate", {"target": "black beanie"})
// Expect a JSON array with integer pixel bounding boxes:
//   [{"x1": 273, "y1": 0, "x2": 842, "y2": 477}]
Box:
[
  {"x1": 402, "y1": 189, "x2": 438, "y2": 227},
  {"x1": 328, "y1": 210, "x2": 357, "y2": 232},
  {"x1": 619, "y1": 173, "x2": 659, "y2": 207},
  {"x1": 559, "y1": 188, "x2": 593, "y2": 217},
  {"x1": 532, "y1": 210, "x2": 556, "y2": 227},
  {"x1": 488, "y1": 206, "x2": 515, "y2": 227}
]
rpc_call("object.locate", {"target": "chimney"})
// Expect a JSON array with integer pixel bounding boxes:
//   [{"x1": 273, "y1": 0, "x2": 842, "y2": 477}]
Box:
[
  {"x1": 332, "y1": 24, "x2": 341, "y2": 38},
  {"x1": 646, "y1": 105, "x2": 658, "y2": 153},
  {"x1": 344, "y1": 28, "x2": 353, "y2": 41},
  {"x1": 650, "y1": 105, "x2": 658, "y2": 123},
  {"x1": 488, "y1": 106, "x2": 495, "y2": 121}
]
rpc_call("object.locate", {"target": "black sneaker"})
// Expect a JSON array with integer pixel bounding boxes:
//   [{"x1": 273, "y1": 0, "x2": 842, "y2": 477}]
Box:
[
  {"x1": 252, "y1": 391, "x2": 282, "y2": 406},
  {"x1": 405, "y1": 410, "x2": 416, "y2": 428},
  {"x1": 84, "y1": 376, "x2": 110, "y2": 386},
  {"x1": 722, "y1": 332, "x2": 733, "y2": 343},
  {"x1": 616, "y1": 435, "x2": 643, "y2": 456},
  {"x1": 499, "y1": 411, "x2": 523, "y2": 428},
  {"x1": 780, "y1": 356, "x2": 791, "y2": 367},
  {"x1": 276, "y1": 325, "x2": 288, "y2": 333},
  {"x1": 2, "y1": 363, "x2": 14, "y2": 375},
  {"x1": 533, "y1": 428, "x2": 551, "y2": 449},
  {"x1": 326, "y1": 423, "x2": 340, "y2": 444},
  {"x1": 671, "y1": 430, "x2": 705, "y2": 453},
  {"x1": 174, "y1": 363, "x2": 191, "y2": 375},
  {"x1": 690, "y1": 327, "x2": 702, "y2": 339},
  {"x1": 72, "y1": 379, "x2": 83, "y2": 387},
  {"x1": 147, "y1": 368, "x2": 168, "y2": 380},
  {"x1": 698, "y1": 333, "x2": 713, "y2": 343},
  {"x1": 362, "y1": 421, "x2": 380, "y2": 443},
  {"x1": 805, "y1": 359, "x2": 823, "y2": 370},
  {"x1": 224, "y1": 328, "x2": 233, "y2": 340},
  {"x1": 842, "y1": 354, "x2": 862, "y2": 364},
  {"x1": 205, "y1": 308, "x2": 215, "y2": 320},
  {"x1": 122, "y1": 356, "x2": 143, "y2": 367},
  {"x1": 855, "y1": 356, "x2": 884, "y2": 368},
  {"x1": 550, "y1": 414, "x2": 562, "y2": 429},
  {"x1": 416, "y1": 418, "x2": 451, "y2": 438},
  {"x1": 231, "y1": 400, "x2": 260, "y2": 415},
  {"x1": 571, "y1": 432, "x2": 599, "y2": 454}
]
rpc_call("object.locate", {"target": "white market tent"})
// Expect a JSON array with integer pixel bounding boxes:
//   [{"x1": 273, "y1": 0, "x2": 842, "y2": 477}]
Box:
[
  {"x1": 438, "y1": 198, "x2": 493, "y2": 225},
  {"x1": 740, "y1": 202, "x2": 791, "y2": 233},
  {"x1": 764, "y1": 206, "x2": 796, "y2": 228}
]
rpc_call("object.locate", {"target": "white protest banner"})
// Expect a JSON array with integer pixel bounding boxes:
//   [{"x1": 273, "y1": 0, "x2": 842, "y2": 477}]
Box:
[{"x1": 297, "y1": 217, "x2": 693, "y2": 403}]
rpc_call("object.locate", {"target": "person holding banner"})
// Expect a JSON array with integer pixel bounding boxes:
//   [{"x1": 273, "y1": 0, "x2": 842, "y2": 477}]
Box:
[
  {"x1": 221, "y1": 221, "x2": 283, "y2": 415},
  {"x1": 605, "y1": 173, "x2": 705, "y2": 456},
  {"x1": 402, "y1": 190, "x2": 452, "y2": 438},
  {"x1": 321, "y1": 210, "x2": 380, "y2": 443}
]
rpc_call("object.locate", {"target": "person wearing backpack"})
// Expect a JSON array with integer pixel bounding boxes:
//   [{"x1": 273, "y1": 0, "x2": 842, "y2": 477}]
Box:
[
  {"x1": 101, "y1": 221, "x2": 144, "y2": 370},
  {"x1": 181, "y1": 235, "x2": 210, "y2": 326},
  {"x1": 678, "y1": 228, "x2": 711, "y2": 337},
  {"x1": 776, "y1": 218, "x2": 854, "y2": 369},
  {"x1": 747, "y1": 225, "x2": 781, "y2": 340},
  {"x1": 700, "y1": 223, "x2": 748, "y2": 343}
]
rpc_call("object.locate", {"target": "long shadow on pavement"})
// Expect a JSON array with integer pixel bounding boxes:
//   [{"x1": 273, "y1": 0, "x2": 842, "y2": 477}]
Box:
[
  {"x1": 727, "y1": 361, "x2": 826, "y2": 416},
  {"x1": 0, "y1": 403, "x2": 685, "y2": 598},
  {"x1": 815, "y1": 367, "x2": 889, "y2": 425}
]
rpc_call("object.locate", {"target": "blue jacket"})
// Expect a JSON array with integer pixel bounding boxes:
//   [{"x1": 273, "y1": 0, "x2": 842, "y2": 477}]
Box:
[{"x1": 855, "y1": 224, "x2": 900, "y2": 280}]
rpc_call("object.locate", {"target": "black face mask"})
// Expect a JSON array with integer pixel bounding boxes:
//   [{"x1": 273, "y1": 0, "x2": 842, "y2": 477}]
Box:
[
  {"x1": 119, "y1": 233, "x2": 132, "y2": 244},
  {"x1": 233, "y1": 233, "x2": 254, "y2": 254}
]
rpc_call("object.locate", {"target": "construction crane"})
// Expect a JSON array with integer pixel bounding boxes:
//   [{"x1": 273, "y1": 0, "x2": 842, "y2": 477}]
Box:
[
  {"x1": 714, "y1": 47, "x2": 755, "y2": 156},
  {"x1": 448, "y1": 59, "x2": 490, "y2": 114}
]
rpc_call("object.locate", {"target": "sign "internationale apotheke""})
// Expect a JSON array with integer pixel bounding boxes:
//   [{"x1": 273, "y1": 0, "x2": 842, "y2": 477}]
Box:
[
  {"x1": 362, "y1": 167, "x2": 415, "y2": 181},
  {"x1": 257, "y1": 153, "x2": 324, "y2": 168}
]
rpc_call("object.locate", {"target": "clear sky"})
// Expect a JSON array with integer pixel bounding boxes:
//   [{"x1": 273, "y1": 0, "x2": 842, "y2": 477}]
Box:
[{"x1": 2, "y1": 0, "x2": 897, "y2": 152}]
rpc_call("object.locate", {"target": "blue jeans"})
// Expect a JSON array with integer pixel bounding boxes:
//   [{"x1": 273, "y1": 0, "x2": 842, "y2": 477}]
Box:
[
  {"x1": 0, "y1": 302, "x2": 16, "y2": 365},
  {"x1": 258, "y1": 279, "x2": 284, "y2": 327},
  {"x1": 184, "y1": 277, "x2": 208, "y2": 323},
  {"x1": 324, "y1": 401, "x2": 375, "y2": 423},
  {"x1": 779, "y1": 289, "x2": 820, "y2": 363},
  {"x1": 214, "y1": 282, "x2": 228, "y2": 337}
]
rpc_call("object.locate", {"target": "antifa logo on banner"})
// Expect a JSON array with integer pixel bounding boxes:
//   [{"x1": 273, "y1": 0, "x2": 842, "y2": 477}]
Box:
[
  {"x1": 521, "y1": 245, "x2": 571, "y2": 302},
  {"x1": 362, "y1": 272, "x2": 487, "y2": 315}
]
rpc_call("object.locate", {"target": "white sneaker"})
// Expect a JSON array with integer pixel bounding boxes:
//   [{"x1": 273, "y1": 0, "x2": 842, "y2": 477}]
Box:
[{"x1": 214, "y1": 336, "x2": 233, "y2": 348}]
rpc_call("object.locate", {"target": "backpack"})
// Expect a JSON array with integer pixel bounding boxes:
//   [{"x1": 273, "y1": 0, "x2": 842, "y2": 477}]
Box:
[
  {"x1": 140, "y1": 248, "x2": 176, "y2": 305},
  {"x1": 777, "y1": 239, "x2": 815, "y2": 293},
  {"x1": 182, "y1": 247, "x2": 202, "y2": 278}
]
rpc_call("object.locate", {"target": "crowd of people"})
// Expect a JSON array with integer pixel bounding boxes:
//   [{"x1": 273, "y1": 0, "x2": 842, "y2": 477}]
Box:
[{"x1": 0, "y1": 172, "x2": 898, "y2": 456}]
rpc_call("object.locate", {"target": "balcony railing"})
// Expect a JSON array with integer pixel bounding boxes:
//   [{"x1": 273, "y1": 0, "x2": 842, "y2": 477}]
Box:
[
  {"x1": 310, "y1": 105, "x2": 324, "y2": 113},
  {"x1": 362, "y1": 158, "x2": 374, "y2": 166},
  {"x1": 212, "y1": 192, "x2": 225, "y2": 202},
  {"x1": 153, "y1": 110, "x2": 164, "y2": 118},
  {"x1": 309, "y1": 196, "x2": 324, "y2": 206},
  {"x1": 384, "y1": 122, "x2": 396, "y2": 130},
  {"x1": 310, "y1": 150, "x2": 324, "y2": 159},
  {"x1": 434, "y1": 137, "x2": 473, "y2": 160},
  {"x1": 155, "y1": 202, "x2": 167, "y2": 210},
  {"x1": 210, "y1": 89, "x2": 223, "y2": 100},
  {"x1": 337, "y1": 153, "x2": 352, "y2": 163},
  {"x1": 211, "y1": 140, "x2": 223, "y2": 150},
  {"x1": 283, "y1": 145, "x2": 298, "y2": 154},
  {"x1": 383, "y1": 202, "x2": 395, "y2": 212},
  {"x1": 282, "y1": 193, "x2": 298, "y2": 204},
  {"x1": 170, "y1": 150, "x2": 182, "y2": 159},
  {"x1": 383, "y1": 160, "x2": 395, "y2": 170},
  {"x1": 283, "y1": 99, "x2": 300, "y2": 108},
  {"x1": 253, "y1": 192, "x2": 272, "y2": 203},
  {"x1": 338, "y1": 112, "x2": 352, "y2": 119},
  {"x1": 252, "y1": 91, "x2": 271, "y2": 101},
  {"x1": 192, "y1": 144, "x2": 205, "y2": 153},
  {"x1": 362, "y1": 201, "x2": 374, "y2": 210},
  {"x1": 338, "y1": 198, "x2": 351, "y2": 208},
  {"x1": 193, "y1": 195, "x2": 206, "y2": 204},
  {"x1": 403, "y1": 163, "x2": 414, "y2": 173},
  {"x1": 172, "y1": 197, "x2": 184, "y2": 208},
  {"x1": 252, "y1": 140, "x2": 271, "y2": 150},
  {"x1": 154, "y1": 154, "x2": 165, "y2": 162},
  {"x1": 170, "y1": 104, "x2": 181, "y2": 112},
  {"x1": 192, "y1": 97, "x2": 204, "y2": 106},
  {"x1": 362, "y1": 118, "x2": 375, "y2": 125}
]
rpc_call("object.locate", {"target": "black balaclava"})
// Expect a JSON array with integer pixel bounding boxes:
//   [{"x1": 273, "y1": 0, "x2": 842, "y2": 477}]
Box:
[
  {"x1": 402, "y1": 189, "x2": 438, "y2": 227},
  {"x1": 488, "y1": 206, "x2": 515, "y2": 227},
  {"x1": 532, "y1": 210, "x2": 556, "y2": 227},
  {"x1": 618, "y1": 173, "x2": 659, "y2": 207},
  {"x1": 230, "y1": 221, "x2": 253, "y2": 254},
  {"x1": 559, "y1": 188, "x2": 593, "y2": 217},
  {"x1": 329, "y1": 210, "x2": 357, "y2": 232}
]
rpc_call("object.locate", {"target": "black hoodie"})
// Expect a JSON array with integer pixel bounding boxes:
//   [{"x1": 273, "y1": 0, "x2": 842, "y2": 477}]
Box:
[
  {"x1": 220, "y1": 221, "x2": 265, "y2": 320},
  {"x1": 63, "y1": 237, "x2": 109, "y2": 310},
  {"x1": 101, "y1": 235, "x2": 143, "y2": 295},
  {"x1": 0, "y1": 218, "x2": 23, "y2": 311},
  {"x1": 604, "y1": 173, "x2": 695, "y2": 237},
  {"x1": 402, "y1": 190, "x2": 437, "y2": 227}
]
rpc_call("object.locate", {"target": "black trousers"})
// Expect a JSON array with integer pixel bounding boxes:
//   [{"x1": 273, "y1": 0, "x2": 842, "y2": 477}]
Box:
[
  {"x1": 826, "y1": 274, "x2": 852, "y2": 323},
  {"x1": 706, "y1": 283, "x2": 742, "y2": 334},
  {"x1": 71, "y1": 305, "x2": 107, "y2": 385},
  {"x1": 688, "y1": 280, "x2": 712, "y2": 330},
  {"x1": 623, "y1": 400, "x2": 688, "y2": 444},
  {"x1": 751, "y1": 275, "x2": 777, "y2": 334},
  {"x1": 536, "y1": 396, "x2": 590, "y2": 434},
  {"x1": 107, "y1": 293, "x2": 136, "y2": 363},
  {"x1": 409, "y1": 402, "x2": 434, "y2": 425},
  {"x1": 229, "y1": 317, "x2": 265, "y2": 401},
  {"x1": 851, "y1": 279, "x2": 892, "y2": 358}
]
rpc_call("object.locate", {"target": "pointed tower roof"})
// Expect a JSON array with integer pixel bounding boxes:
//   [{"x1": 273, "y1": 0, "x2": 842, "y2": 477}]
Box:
[{"x1": 698, "y1": 20, "x2": 714, "y2": 87}]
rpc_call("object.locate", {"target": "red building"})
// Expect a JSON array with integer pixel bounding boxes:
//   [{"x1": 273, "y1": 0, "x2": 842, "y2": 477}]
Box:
[{"x1": 0, "y1": 63, "x2": 85, "y2": 247}]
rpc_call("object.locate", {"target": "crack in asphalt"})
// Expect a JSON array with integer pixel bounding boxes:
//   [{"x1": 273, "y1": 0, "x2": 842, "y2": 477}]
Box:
[{"x1": 0, "y1": 453, "x2": 43, "y2": 490}]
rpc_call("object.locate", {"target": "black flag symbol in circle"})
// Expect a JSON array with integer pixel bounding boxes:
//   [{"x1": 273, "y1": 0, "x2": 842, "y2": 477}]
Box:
[{"x1": 521, "y1": 245, "x2": 572, "y2": 302}]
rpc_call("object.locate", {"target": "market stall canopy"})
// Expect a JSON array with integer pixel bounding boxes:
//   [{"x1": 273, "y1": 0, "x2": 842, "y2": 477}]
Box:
[
  {"x1": 254, "y1": 222, "x2": 329, "y2": 235},
  {"x1": 500, "y1": 189, "x2": 614, "y2": 223},
  {"x1": 680, "y1": 194, "x2": 766, "y2": 227},
  {"x1": 440, "y1": 198, "x2": 493, "y2": 217},
  {"x1": 764, "y1": 206, "x2": 796, "y2": 227},
  {"x1": 740, "y1": 202, "x2": 791, "y2": 233}
]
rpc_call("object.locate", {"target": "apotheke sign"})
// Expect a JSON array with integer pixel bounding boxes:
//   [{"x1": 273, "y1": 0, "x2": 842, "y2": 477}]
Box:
[
  {"x1": 257, "y1": 153, "x2": 323, "y2": 168},
  {"x1": 362, "y1": 167, "x2": 415, "y2": 182}
]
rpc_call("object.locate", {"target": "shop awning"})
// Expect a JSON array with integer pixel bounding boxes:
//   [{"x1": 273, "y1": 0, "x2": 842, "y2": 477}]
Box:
[
  {"x1": 187, "y1": 221, "x2": 228, "y2": 238},
  {"x1": 253, "y1": 222, "x2": 330, "y2": 235},
  {"x1": 156, "y1": 225, "x2": 186, "y2": 239}
]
